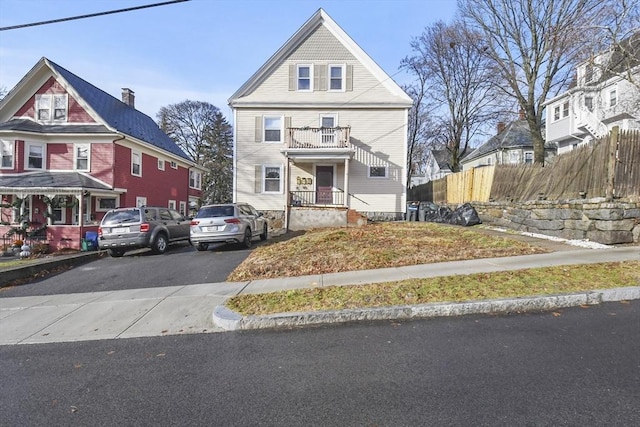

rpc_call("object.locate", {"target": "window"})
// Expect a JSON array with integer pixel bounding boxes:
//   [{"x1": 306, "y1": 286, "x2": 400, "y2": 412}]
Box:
[
  {"x1": 329, "y1": 65, "x2": 344, "y2": 91},
  {"x1": 553, "y1": 105, "x2": 560, "y2": 121},
  {"x1": 584, "y1": 96, "x2": 593, "y2": 112},
  {"x1": 168, "y1": 200, "x2": 176, "y2": 210},
  {"x1": 320, "y1": 115, "x2": 336, "y2": 144},
  {"x1": 96, "y1": 197, "x2": 118, "y2": 212},
  {"x1": 189, "y1": 170, "x2": 202, "y2": 189},
  {"x1": 524, "y1": 152, "x2": 533, "y2": 164},
  {"x1": 170, "y1": 161, "x2": 178, "y2": 169},
  {"x1": 75, "y1": 144, "x2": 89, "y2": 171},
  {"x1": 297, "y1": 65, "x2": 312, "y2": 91},
  {"x1": 368, "y1": 166, "x2": 388, "y2": 178},
  {"x1": 1, "y1": 140, "x2": 14, "y2": 169},
  {"x1": 51, "y1": 196, "x2": 67, "y2": 224},
  {"x1": 553, "y1": 101, "x2": 569, "y2": 121},
  {"x1": 179, "y1": 201, "x2": 186, "y2": 217},
  {"x1": 509, "y1": 151, "x2": 519, "y2": 164},
  {"x1": 36, "y1": 94, "x2": 67, "y2": 121},
  {"x1": 609, "y1": 89, "x2": 617, "y2": 107},
  {"x1": 26, "y1": 142, "x2": 45, "y2": 170},
  {"x1": 136, "y1": 197, "x2": 147, "y2": 207},
  {"x1": 264, "y1": 116, "x2": 282, "y2": 142},
  {"x1": 158, "y1": 159, "x2": 165, "y2": 170},
  {"x1": 584, "y1": 64, "x2": 594, "y2": 83},
  {"x1": 562, "y1": 101, "x2": 569, "y2": 118},
  {"x1": 264, "y1": 166, "x2": 282, "y2": 192},
  {"x1": 131, "y1": 151, "x2": 142, "y2": 176}
]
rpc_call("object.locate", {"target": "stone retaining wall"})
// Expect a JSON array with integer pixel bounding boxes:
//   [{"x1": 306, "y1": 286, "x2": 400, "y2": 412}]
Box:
[{"x1": 472, "y1": 198, "x2": 640, "y2": 245}]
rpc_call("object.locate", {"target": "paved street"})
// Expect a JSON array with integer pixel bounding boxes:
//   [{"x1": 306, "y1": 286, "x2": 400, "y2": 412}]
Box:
[{"x1": 2, "y1": 300, "x2": 639, "y2": 425}]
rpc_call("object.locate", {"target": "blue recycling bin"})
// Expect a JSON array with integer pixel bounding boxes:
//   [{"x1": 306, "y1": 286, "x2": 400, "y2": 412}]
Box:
[
  {"x1": 406, "y1": 202, "x2": 419, "y2": 221},
  {"x1": 84, "y1": 231, "x2": 98, "y2": 251}
]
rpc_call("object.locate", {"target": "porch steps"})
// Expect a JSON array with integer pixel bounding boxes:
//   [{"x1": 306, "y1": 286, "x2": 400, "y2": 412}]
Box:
[{"x1": 347, "y1": 209, "x2": 368, "y2": 227}]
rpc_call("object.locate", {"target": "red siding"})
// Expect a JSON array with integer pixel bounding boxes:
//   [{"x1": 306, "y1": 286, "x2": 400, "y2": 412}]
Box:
[
  {"x1": 113, "y1": 144, "x2": 193, "y2": 208},
  {"x1": 88, "y1": 143, "x2": 114, "y2": 185},
  {"x1": 47, "y1": 143, "x2": 73, "y2": 170},
  {"x1": 14, "y1": 77, "x2": 95, "y2": 123}
]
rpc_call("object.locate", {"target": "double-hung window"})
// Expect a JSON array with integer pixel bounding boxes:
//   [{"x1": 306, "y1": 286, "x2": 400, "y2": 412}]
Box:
[
  {"x1": 297, "y1": 65, "x2": 312, "y2": 91},
  {"x1": 189, "y1": 170, "x2": 202, "y2": 190},
  {"x1": 264, "y1": 165, "x2": 282, "y2": 193},
  {"x1": 320, "y1": 115, "x2": 336, "y2": 144},
  {"x1": 131, "y1": 151, "x2": 142, "y2": 176},
  {"x1": 26, "y1": 142, "x2": 45, "y2": 170},
  {"x1": 36, "y1": 94, "x2": 67, "y2": 121},
  {"x1": 609, "y1": 89, "x2": 617, "y2": 108},
  {"x1": 75, "y1": 144, "x2": 89, "y2": 171},
  {"x1": 264, "y1": 116, "x2": 282, "y2": 142},
  {"x1": 328, "y1": 65, "x2": 345, "y2": 91},
  {"x1": 1, "y1": 140, "x2": 14, "y2": 169},
  {"x1": 368, "y1": 166, "x2": 388, "y2": 178}
]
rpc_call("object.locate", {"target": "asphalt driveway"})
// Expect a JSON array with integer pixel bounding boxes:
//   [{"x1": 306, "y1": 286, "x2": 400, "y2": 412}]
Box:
[{"x1": 0, "y1": 242, "x2": 251, "y2": 298}]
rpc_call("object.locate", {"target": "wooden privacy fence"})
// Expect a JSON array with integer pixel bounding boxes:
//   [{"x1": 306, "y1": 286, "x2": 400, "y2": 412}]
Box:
[{"x1": 408, "y1": 128, "x2": 640, "y2": 203}]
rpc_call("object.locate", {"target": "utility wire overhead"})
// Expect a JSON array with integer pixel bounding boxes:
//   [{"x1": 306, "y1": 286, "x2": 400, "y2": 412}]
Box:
[{"x1": 0, "y1": 0, "x2": 190, "y2": 31}]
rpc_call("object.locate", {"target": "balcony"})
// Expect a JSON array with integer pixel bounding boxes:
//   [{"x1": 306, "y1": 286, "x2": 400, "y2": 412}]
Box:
[{"x1": 282, "y1": 127, "x2": 354, "y2": 161}]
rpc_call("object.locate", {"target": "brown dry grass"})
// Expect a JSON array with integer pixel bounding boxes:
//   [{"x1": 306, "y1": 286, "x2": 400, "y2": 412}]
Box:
[{"x1": 227, "y1": 222, "x2": 549, "y2": 281}]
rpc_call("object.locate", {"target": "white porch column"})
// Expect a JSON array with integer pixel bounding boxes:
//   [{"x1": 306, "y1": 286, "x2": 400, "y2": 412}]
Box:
[
  {"x1": 75, "y1": 194, "x2": 84, "y2": 226},
  {"x1": 344, "y1": 158, "x2": 350, "y2": 207}
]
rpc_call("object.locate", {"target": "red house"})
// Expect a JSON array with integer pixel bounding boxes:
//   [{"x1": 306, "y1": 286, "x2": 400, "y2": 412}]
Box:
[{"x1": 0, "y1": 57, "x2": 203, "y2": 252}]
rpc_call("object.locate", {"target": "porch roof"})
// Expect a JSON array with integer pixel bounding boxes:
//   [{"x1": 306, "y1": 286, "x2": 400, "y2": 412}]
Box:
[{"x1": 0, "y1": 171, "x2": 112, "y2": 194}]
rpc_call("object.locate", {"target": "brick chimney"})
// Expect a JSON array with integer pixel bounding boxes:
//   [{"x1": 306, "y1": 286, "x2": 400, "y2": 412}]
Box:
[
  {"x1": 497, "y1": 122, "x2": 506, "y2": 134},
  {"x1": 121, "y1": 88, "x2": 135, "y2": 108}
]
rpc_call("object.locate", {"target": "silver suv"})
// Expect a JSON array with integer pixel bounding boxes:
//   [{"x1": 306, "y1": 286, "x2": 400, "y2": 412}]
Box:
[
  {"x1": 190, "y1": 203, "x2": 268, "y2": 251},
  {"x1": 98, "y1": 206, "x2": 190, "y2": 257}
]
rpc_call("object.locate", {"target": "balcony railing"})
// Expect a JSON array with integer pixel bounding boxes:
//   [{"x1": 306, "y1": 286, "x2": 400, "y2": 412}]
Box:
[
  {"x1": 289, "y1": 190, "x2": 345, "y2": 207},
  {"x1": 287, "y1": 126, "x2": 351, "y2": 149}
]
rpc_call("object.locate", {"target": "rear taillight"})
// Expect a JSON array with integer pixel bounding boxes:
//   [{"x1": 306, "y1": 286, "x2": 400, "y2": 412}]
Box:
[
  {"x1": 224, "y1": 218, "x2": 241, "y2": 224},
  {"x1": 98, "y1": 227, "x2": 103, "y2": 237},
  {"x1": 190, "y1": 220, "x2": 200, "y2": 226},
  {"x1": 140, "y1": 223, "x2": 150, "y2": 232}
]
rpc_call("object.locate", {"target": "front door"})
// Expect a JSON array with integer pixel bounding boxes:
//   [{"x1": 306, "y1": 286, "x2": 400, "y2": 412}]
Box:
[{"x1": 316, "y1": 166, "x2": 333, "y2": 204}]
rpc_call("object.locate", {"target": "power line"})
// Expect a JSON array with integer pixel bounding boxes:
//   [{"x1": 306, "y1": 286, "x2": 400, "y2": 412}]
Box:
[{"x1": 0, "y1": 0, "x2": 190, "y2": 31}]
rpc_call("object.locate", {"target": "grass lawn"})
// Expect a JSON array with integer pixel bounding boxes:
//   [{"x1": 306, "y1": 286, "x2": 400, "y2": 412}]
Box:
[{"x1": 226, "y1": 222, "x2": 639, "y2": 316}]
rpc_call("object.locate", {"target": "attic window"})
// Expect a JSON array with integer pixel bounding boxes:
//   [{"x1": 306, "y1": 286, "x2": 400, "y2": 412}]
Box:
[
  {"x1": 297, "y1": 65, "x2": 312, "y2": 91},
  {"x1": 36, "y1": 94, "x2": 67, "y2": 121},
  {"x1": 170, "y1": 161, "x2": 178, "y2": 169}
]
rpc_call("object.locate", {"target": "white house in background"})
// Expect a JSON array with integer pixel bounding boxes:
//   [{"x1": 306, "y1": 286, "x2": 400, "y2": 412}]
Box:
[
  {"x1": 410, "y1": 148, "x2": 453, "y2": 187},
  {"x1": 544, "y1": 32, "x2": 640, "y2": 154},
  {"x1": 461, "y1": 117, "x2": 556, "y2": 169},
  {"x1": 228, "y1": 8, "x2": 413, "y2": 230}
]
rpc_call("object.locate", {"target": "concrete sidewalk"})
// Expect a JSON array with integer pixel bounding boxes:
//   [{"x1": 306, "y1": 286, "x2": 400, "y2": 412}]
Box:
[{"x1": 1, "y1": 245, "x2": 638, "y2": 345}]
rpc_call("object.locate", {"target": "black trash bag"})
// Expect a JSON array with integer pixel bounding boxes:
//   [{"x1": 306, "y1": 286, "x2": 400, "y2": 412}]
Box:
[
  {"x1": 419, "y1": 202, "x2": 439, "y2": 222},
  {"x1": 451, "y1": 203, "x2": 482, "y2": 226},
  {"x1": 435, "y1": 206, "x2": 453, "y2": 223}
]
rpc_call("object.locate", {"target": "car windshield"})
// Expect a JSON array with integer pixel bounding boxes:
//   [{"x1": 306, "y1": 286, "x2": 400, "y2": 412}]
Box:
[
  {"x1": 102, "y1": 209, "x2": 140, "y2": 225},
  {"x1": 196, "y1": 206, "x2": 234, "y2": 218}
]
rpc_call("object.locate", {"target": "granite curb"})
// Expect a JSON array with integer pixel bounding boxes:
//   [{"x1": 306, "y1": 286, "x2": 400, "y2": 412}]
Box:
[{"x1": 212, "y1": 286, "x2": 640, "y2": 331}]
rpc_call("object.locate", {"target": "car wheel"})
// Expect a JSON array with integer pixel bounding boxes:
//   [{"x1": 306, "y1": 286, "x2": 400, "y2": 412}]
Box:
[
  {"x1": 151, "y1": 233, "x2": 168, "y2": 254},
  {"x1": 243, "y1": 228, "x2": 252, "y2": 248},
  {"x1": 196, "y1": 242, "x2": 208, "y2": 252},
  {"x1": 260, "y1": 223, "x2": 268, "y2": 241},
  {"x1": 108, "y1": 248, "x2": 125, "y2": 257}
]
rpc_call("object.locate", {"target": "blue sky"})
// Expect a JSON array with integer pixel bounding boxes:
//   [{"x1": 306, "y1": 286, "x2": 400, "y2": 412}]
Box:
[{"x1": 0, "y1": 0, "x2": 458, "y2": 121}]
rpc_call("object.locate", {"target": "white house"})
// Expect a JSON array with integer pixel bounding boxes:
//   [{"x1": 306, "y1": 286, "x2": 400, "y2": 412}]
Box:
[
  {"x1": 410, "y1": 148, "x2": 453, "y2": 187},
  {"x1": 228, "y1": 9, "x2": 413, "y2": 230},
  {"x1": 544, "y1": 32, "x2": 640, "y2": 153}
]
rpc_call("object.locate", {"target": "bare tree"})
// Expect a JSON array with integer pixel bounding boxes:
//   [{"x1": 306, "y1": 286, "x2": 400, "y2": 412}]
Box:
[
  {"x1": 459, "y1": 0, "x2": 603, "y2": 165},
  {"x1": 157, "y1": 100, "x2": 233, "y2": 204},
  {"x1": 402, "y1": 20, "x2": 503, "y2": 174}
]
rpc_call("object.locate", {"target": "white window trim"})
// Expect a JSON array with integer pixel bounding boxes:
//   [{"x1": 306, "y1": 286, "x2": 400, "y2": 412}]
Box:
[
  {"x1": 74, "y1": 143, "x2": 90, "y2": 171},
  {"x1": 297, "y1": 64, "x2": 313, "y2": 92},
  {"x1": 36, "y1": 93, "x2": 68, "y2": 122},
  {"x1": 131, "y1": 150, "x2": 142, "y2": 177},
  {"x1": 95, "y1": 197, "x2": 119, "y2": 212},
  {"x1": 158, "y1": 159, "x2": 165, "y2": 170},
  {"x1": 368, "y1": 165, "x2": 388, "y2": 179},
  {"x1": 52, "y1": 196, "x2": 67, "y2": 225},
  {"x1": 25, "y1": 141, "x2": 46, "y2": 170},
  {"x1": 524, "y1": 151, "x2": 534, "y2": 164},
  {"x1": 328, "y1": 64, "x2": 346, "y2": 92},
  {"x1": 608, "y1": 87, "x2": 617, "y2": 108},
  {"x1": 168, "y1": 200, "x2": 176, "y2": 210},
  {"x1": 189, "y1": 170, "x2": 202, "y2": 190},
  {"x1": 170, "y1": 161, "x2": 178, "y2": 169},
  {"x1": 263, "y1": 164, "x2": 283, "y2": 194},
  {"x1": 136, "y1": 197, "x2": 147, "y2": 208},
  {"x1": 320, "y1": 114, "x2": 337, "y2": 144},
  {"x1": 179, "y1": 201, "x2": 187, "y2": 217},
  {"x1": 1, "y1": 139, "x2": 14, "y2": 169},
  {"x1": 263, "y1": 115, "x2": 283, "y2": 143}
]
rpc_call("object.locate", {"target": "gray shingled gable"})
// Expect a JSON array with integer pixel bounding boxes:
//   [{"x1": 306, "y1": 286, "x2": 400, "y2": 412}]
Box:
[
  {"x1": 463, "y1": 120, "x2": 536, "y2": 162},
  {"x1": 46, "y1": 59, "x2": 192, "y2": 161}
]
